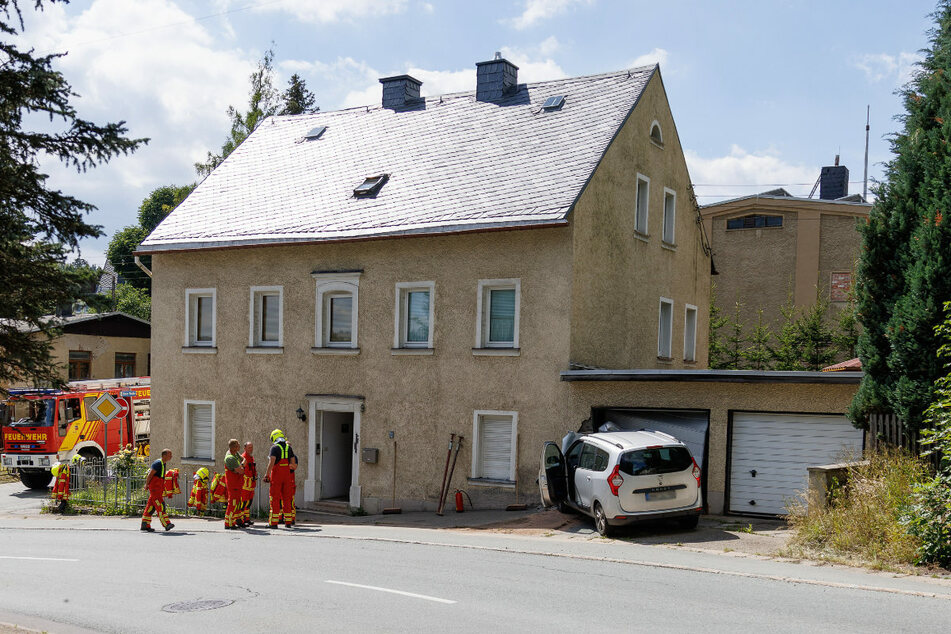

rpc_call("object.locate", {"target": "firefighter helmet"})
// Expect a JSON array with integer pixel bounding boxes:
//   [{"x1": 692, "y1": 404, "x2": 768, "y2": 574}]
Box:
[
  {"x1": 51, "y1": 462, "x2": 64, "y2": 477},
  {"x1": 195, "y1": 467, "x2": 209, "y2": 482},
  {"x1": 270, "y1": 429, "x2": 285, "y2": 443},
  {"x1": 70, "y1": 453, "x2": 84, "y2": 465}
]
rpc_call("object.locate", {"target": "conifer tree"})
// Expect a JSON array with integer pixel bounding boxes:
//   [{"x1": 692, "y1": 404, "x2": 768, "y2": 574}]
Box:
[
  {"x1": 279, "y1": 73, "x2": 317, "y2": 115},
  {"x1": 742, "y1": 310, "x2": 773, "y2": 370},
  {"x1": 0, "y1": 0, "x2": 146, "y2": 391},
  {"x1": 772, "y1": 296, "x2": 806, "y2": 371},
  {"x1": 707, "y1": 285, "x2": 732, "y2": 369},
  {"x1": 851, "y1": 2, "x2": 951, "y2": 430}
]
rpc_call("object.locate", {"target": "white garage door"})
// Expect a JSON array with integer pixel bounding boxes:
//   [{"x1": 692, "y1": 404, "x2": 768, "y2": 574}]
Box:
[{"x1": 729, "y1": 413, "x2": 863, "y2": 516}]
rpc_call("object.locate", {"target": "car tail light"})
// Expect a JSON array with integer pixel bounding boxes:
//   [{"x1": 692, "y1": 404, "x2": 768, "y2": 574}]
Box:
[
  {"x1": 691, "y1": 458, "x2": 701, "y2": 487},
  {"x1": 608, "y1": 465, "x2": 624, "y2": 496}
]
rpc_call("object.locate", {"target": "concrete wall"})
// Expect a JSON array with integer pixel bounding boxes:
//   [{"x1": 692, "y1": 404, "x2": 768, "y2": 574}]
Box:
[
  {"x1": 150, "y1": 228, "x2": 574, "y2": 513},
  {"x1": 570, "y1": 72, "x2": 710, "y2": 369},
  {"x1": 50, "y1": 334, "x2": 151, "y2": 382},
  {"x1": 565, "y1": 378, "x2": 859, "y2": 514}
]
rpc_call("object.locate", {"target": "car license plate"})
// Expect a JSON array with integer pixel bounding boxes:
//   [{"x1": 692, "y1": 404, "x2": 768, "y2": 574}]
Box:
[{"x1": 646, "y1": 490, "x2": 676, "y2": 501}]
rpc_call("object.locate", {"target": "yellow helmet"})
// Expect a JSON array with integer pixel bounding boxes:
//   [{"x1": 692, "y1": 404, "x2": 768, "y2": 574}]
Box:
[
  {"x1": 195, "y1": 467, "x2": 209, "y2": 481},
  {"x1": 51, "y1": 462, "x2": 64, "y2": 477},
  {"x1": 70, "y1": 454, "x2": 84, "y2": 465},
  {"x1": 270, "y1": 429, "x2": 285, "y2": 443}
]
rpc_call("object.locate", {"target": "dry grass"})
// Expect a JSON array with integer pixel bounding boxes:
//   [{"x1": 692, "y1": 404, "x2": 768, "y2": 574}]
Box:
[{"x1": 785, "y1": 448, "x2": 930, "y2": 568}]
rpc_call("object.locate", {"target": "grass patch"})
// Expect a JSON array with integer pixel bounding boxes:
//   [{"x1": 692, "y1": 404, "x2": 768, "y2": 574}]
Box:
[{"x1": 785, "y1": 448, "x2": 930, "y2": 568}]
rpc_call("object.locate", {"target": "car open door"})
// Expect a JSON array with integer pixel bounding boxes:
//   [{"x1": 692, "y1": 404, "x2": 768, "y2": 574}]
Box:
[{"x1": 538, "y1": 441, "x2": 568, "y2": 507}]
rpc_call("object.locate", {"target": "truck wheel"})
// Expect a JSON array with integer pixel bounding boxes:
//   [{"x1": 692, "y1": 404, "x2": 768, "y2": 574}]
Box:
[{"x1": 19, "y1": 470, "x2": 52, "y2": 490}]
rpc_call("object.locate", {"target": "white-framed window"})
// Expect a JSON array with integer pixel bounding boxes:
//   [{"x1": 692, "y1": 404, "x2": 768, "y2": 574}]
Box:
[
  {"x1": 471, "y1": 410, "x2": 518, "y2": 482},
  {"x1": 635, "y1": 173, "x2": 650, "y2": 235},
  {"x1": 658, "y1": 297, "x2": 674, "y2": 359},
  {"x1": 475, "y1": 279, "x2": 520, "y2": 350},
  {"x1": 185, "y1": 288, "x2": 216, "y2": 348},
  {"x1": 684, "y1": 304, "x2": 698, "y2": 362},
  {"x1": 394, "y1": 282, "x2": 435, "y2": 349},
  {"x1": 183, "y1": 400, "x2": 214, "y2": 460},
  {"x1": 662, "y1": 188, "x2": 676, "y2": 244},
  {"x1": 249, "y1": 286, "x2": 283, "y2": 349},
  {"x1": 650, "y1": 120, "x2": 663, "y2": 146},
  {"x1": 313, "y1": 271, "x2": 361, "y2": 351}
]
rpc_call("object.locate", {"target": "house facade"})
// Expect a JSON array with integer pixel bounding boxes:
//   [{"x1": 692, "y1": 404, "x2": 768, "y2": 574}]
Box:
[
  {"x1": 141, "y1": 61, "x2": 711, "y2": 512},
  {"x1": 4, "y1": 312, "x2": 151, "y2": 390},
  {"x1": 700, "y1": 166, "x2": 871, "y2": 332}
]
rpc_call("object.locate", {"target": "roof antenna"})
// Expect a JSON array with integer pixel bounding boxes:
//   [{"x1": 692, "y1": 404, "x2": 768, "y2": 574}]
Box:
[
  {"x1": 494, "y1": 51, "x2": 502, "y2": 60},
  {"x1": 863, "y1": 105, "x2": 870, "y2": 201}
]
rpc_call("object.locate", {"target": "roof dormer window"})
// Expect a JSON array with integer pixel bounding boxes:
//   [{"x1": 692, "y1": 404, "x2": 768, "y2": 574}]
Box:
[
  {"x1": 542, "y1": 95, "x2": 565, "y2": 111},
  {"x1": 354, "y1": 174, "x2": 389, "y2": 197},
  {"x1": 304, "y1": 126, "x2": 326, "y2": 140}
]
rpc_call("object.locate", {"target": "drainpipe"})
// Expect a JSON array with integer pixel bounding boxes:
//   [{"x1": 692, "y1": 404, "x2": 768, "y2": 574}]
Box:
[{"x1": 134, "y1": 256, "x2": 152, "y2": 279}]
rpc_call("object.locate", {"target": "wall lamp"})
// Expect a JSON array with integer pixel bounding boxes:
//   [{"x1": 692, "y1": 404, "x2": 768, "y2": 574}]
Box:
[{"x1": 296, "y1": 407, "x2": 306, "y2": 423}]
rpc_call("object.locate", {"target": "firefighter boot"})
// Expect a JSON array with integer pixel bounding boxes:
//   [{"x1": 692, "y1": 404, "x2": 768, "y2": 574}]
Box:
[
  {"x1": 57, "y1": 500, "x2": 67, "y2": 513},
  {"x1": 165, "y1": 522, "x2": 175, "y2": 532},
  {"x1": 141, "y1": 523, "x2": 155, "y2": 533}
]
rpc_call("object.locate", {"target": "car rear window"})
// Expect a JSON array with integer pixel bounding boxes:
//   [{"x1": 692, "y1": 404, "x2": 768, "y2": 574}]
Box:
[{"x1": 619, "y1": 447, "x2": 693, "y2": 476}]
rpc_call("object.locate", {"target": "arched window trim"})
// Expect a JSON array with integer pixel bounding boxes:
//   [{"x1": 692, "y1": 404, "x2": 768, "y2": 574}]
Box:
[{"x1": 649, "y1": 120, "x2": 664, "y2": 147}]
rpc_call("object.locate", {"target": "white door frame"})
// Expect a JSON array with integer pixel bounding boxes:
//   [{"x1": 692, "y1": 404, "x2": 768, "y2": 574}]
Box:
[{"x1": 305, "y1": 395, "x2": 363, "y2": 508}]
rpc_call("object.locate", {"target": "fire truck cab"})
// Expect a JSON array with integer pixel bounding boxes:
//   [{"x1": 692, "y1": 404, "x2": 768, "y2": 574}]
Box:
[{"x1": 1, "y1": 377, "x2": 150, "y2": 490}]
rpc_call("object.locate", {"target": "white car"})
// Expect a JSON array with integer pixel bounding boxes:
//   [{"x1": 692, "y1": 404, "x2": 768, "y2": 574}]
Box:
[{"x1": 539, "y1": 430, "x2": 703, "y2": 536}]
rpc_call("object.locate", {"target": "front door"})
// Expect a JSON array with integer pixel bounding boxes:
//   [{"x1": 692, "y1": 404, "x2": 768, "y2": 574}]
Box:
[{"x1": 319, "y1": 411, "x2": 354, "y2": 500}]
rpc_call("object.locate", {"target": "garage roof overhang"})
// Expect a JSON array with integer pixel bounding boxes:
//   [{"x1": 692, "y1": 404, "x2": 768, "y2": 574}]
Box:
[{"x1": 560, "y1": 369, "x2": 863, "y2": 384}]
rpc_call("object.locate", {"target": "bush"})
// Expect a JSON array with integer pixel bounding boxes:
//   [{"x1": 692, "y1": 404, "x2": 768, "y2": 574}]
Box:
[
  {"x1": 902, "y1": 473, "x2": 951, "y2": 567},
  {"x1": 786, "y1": 448, "x2": 930, "y2": 567}
]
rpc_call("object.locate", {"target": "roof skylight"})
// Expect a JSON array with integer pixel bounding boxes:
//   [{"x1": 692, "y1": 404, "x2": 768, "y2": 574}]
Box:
[
  {"x1": 354, "y1": 174, "x2": 389, "y2": 197},
  {"x1": 304, "y1": 126, "x2": 326, "y2": 140},
  {"x1": 542, "y1": 95, "x2": 566, "y2": 110}
]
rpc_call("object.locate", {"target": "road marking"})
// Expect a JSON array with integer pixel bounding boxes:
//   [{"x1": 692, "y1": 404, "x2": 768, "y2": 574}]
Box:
[
  {"x1": 325, "y1": 580, "x2": 456, "y2": 604},
  {"x1": 0, "y1": 555, "x2": 79, "y2": 561}
]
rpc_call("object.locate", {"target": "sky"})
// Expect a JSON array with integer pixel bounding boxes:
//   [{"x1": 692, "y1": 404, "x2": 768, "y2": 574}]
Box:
[{"x1": 12, "y1": 0, "x2": 939, "y2": 266}]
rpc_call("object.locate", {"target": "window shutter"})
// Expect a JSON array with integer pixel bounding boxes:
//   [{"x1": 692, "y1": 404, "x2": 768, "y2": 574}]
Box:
[
  {"x1": 188, "y1": 404, "x2": 213, "y2": 458},
  {"x1": 480, "y1": 416, "x2": 513, "y2": 480}
]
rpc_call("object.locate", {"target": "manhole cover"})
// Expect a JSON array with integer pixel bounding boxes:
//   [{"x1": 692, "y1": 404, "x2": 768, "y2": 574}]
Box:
[{"x1": 162, "y1": 599, "x2": 234, "y2": 613}]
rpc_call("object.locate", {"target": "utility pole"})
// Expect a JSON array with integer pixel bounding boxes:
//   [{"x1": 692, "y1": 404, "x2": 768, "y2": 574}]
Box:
[{"x1": 863, "y1": 105, "x2": 870, "y2": 201}]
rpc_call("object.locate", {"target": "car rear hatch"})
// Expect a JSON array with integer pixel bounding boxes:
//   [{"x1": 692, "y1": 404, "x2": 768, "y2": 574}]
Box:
[{"x1": 615, "y1": 445, "x2": 698, "y2": 513}]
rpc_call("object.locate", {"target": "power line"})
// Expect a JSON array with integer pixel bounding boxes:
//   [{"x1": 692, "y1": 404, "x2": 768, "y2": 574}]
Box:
[{"x1": 691, "y1": 180, "x2": 869, "y2": 187}]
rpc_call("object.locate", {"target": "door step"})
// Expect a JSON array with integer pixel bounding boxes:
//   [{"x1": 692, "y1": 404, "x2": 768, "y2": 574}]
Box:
[{"x1": 306, "y1": 500, "x2": 351, "y2": 516}]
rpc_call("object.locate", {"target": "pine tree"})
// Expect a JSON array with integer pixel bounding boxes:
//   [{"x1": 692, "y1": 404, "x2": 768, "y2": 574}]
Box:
[
  {"x1": 0, "y1": 0, "x2": 146, "y2": 391},
  {"x1": 279, "y1": 73, "x2": 317, "y2": 115},
  {"x1": 195, "y1": 48, "x2": 278, "y2": 177},
  {"x1": 742, "y1": 309, "x2": 773, "y2": 370},
  {"x1": 722, "y1": 302, "x2": 745, "y2": 370},
  {"x1": 707, "y1": 285, "x2": 732, "y2": 369},
  {"x1": 797, "y1": 293, "x2": 837, "y2": 371},
  {"x1": 851, "y1": 2, "x2": 951, "y2": 430},
  {"x1": 833, "y1": 299, "x2": 860, "y2": 361},
  {"x1": 772, "y1": 296, "x2": 806, "y2": 371}
]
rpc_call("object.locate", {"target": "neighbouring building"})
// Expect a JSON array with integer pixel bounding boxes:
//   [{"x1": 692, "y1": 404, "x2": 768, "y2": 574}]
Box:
[
  {"x1": 700, "y1": 161, "x2": 871, "y2": 332},
  {"x1": 5, "y1": 312, "x2": 151, "y2": 389},
  {"x1": 139, "y1": 60, "x2": 713, "y2": 513}
]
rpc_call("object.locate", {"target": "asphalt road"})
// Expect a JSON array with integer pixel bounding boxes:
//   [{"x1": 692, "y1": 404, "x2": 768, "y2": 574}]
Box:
[{"x1": 1, "y1": 514, "x2": 950, "y2": 633}]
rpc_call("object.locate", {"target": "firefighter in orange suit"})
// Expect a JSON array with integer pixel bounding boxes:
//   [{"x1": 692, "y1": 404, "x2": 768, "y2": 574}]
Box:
[
  {"x1": 239, "y1": 442, "x2": 257, "y2": 527},
  {"x1": 264, "y1": 429, "x2": 296, "y2": 528},
  {"x1": 188, "y1": 467, "x2": 210, "y2": 514},
  {"x1": 51, "y1": 461, "x2": 70, "y2": 512},
  {"x1": 223, "y1": 439, "x2": 245, "y2": 529},
  {"x1": 142, "y1": 449, "x2": 174, "y2": 532},
  {"x1": 163, "y1": 468, "x2": 181, "y2": 499}
]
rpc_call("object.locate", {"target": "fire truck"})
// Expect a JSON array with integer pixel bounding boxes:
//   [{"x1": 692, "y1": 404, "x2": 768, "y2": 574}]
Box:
[{"x1": 0, "y1": 377, "x2": 150, "y2": 490}]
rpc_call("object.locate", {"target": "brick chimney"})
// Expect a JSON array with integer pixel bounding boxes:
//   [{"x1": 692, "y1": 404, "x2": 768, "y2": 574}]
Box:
[
  {"x1": 476, "y1": 53, "x2": 519, "y2": 102},
  {"x1": 819, "y1": 155, "x2": 849, "y2": 200},
  {"x1": 379, "y1": 75, "x2": 422, "y2": 109}
]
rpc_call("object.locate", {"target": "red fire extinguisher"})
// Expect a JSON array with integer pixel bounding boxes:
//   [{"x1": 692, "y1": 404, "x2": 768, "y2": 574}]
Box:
[{"x1": 454, "y1": 490, "x2": 471, "y2": 513}]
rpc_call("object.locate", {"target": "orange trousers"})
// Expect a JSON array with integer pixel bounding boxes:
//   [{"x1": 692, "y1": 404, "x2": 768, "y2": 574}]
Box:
[{"x1": 269, "y1": 467, "x2": 294, "y2": 526}]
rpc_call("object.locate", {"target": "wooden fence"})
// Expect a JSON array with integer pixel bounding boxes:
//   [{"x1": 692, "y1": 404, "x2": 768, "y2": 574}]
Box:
[{"x1": 867, "y1": 412, "x2": 942, "y2": 468}]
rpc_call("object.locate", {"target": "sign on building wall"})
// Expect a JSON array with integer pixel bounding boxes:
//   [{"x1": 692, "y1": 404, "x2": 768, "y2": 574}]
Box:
[{"x1": 830, "y1": 272, "x2": 852, "y2": 302}]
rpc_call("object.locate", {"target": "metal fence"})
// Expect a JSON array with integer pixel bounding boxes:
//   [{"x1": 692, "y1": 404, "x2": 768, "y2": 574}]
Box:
[{"x1": 66, "y1": 461, "x2": 269, "y2": 519}]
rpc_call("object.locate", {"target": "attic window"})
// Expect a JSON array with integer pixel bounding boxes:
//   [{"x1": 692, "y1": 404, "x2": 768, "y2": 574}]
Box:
[
  {"x1": 354, "y1": 174, "x2": 389, "y2": 197},
  {"x1": 304, "y1": 126, "x2": 326, "y2": 140},
  {"x1": 727, "y1": 214, "x2": 783, "y2": 230},
  {"x1": 650, "y1": 121, "x2": 663, "y2": 146},
  {"x1": 542, "y1": 95, "x2": 565, "y2": 110}
]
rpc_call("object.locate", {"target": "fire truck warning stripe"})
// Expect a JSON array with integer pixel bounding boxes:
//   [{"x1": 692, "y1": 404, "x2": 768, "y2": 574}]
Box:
[{"x1": 0, "y1": 555, "x2": 79, "y2": 561}]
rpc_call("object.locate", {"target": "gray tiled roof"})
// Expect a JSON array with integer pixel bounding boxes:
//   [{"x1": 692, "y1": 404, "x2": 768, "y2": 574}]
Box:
[{"x1": 140, "y1": 66, "x2": 656, "y2": 252}]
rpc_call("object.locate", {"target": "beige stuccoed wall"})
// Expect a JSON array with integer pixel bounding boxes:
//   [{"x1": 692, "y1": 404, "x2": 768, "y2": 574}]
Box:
[
  {"x1": 50, "y1": 334, "x2": 151, "y2": 381},
  {"x1": 819, "y1": 214, "x2": 864, "y2": 306},
  {"x1": 564, "y1": 379, "x2": 859, "y2": 514},
  {"x1": 570, "y1": 72, "x2": 711, "y2": 369},
  {"x1": 150, "y1": 228, "x2": 574, "y2": 513}
]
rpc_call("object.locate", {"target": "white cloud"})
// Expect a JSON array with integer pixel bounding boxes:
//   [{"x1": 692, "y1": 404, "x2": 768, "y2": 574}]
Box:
[
  {"x1": 629, "y1": 48, "x2": 669, "y2": 71},
  {"x1": 248, "y1": 0, "x2": 407, "y2": 24},
  {"x1": 685, "y1": 146, "x2": 820, "y2": 203},
  {"x1": 420, "y1": 2, "x2": 435, "y2": 13},
  {"x1": 499, "y1": 43, "x2": 567, "y2": 83},
  {"x1": 853, "y1": 51, "x2": 921, "y2": 86},
  {"x1": 506, "y1": 0, "x2": 593, "y2": 30}
]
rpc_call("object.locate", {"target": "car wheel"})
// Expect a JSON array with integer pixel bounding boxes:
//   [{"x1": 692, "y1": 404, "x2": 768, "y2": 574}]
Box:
[
  {"x1": 678, "y1": 514, "x2": 700, "y2": 530},
  {"x1": 594, "y1": 503, "x2": 613, "y2": 537}
]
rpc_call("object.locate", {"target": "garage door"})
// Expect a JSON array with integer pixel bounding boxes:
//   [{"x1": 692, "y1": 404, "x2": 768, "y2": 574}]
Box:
[{"x1": 729, "y1": 413, "x2": 863, "y2": 516}]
